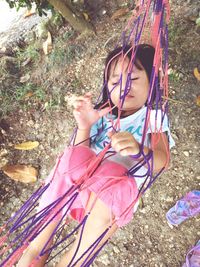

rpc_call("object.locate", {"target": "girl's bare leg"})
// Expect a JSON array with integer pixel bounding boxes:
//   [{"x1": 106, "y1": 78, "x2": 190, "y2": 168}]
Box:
[
  {"x1": 56, "y1": 192, "x2": 118, "y2": 267},
  {"x1": 17, "y1": 192, "x2": 118, "y2": 267},
  {"x1": 17, "y1": 220, "x2": 60, "y2": 267}
]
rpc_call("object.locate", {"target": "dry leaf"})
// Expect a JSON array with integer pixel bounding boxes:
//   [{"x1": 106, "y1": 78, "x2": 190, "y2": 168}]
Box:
[
  {"x1": 196, "y1": 95, "x2": 200, "y2": 107},
  {"x1": 2, "y1": 165, "x2": 38, "y2": 183},
  {"x1": 20, "y1": 73, "x2": 30, "y2": 83},
  {"x1": 83, "y1": 12, "x2": 90, "y2": 21},
  {"x1": 24, "y1": 10, "x2": 36, "y2": 18},
  {"x1": 43, "y1": 32, "x2": 53, "y2": 55},
  {"x1": 22, "y1": 57, "x2": 32, "y2": 67},
  {"x1": 194, "y1": 67, "x2": 200, "y2": 81},
  {"x1": 24, "y1": 91, "x2": 34, "y2": 100},
  {"x1": 14, "y1": 141, "x2": 39, "y2": 150},
  {"x1": 24, "y1": 6, "x2": 36, "y2": 18},
  {"x1": 111, "y1": 8, "x2": 129, "y2": 20}
]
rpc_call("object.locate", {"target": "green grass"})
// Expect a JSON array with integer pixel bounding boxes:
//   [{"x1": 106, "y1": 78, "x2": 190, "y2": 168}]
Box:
[
  {"x1": 16, "y1": 42, "x2": 41, "y2": 67},
  {"x1": 168, "y1": 18, "x2": 183, "y2": 47},
  {"x1": 15, "y1": 83, "x2": 45, "y2": 101},
  {"x1": 47, "y1": 29, "x2": 82, "y2": 68},
  {"x1": 0, "y1": 82, "x2": 46, "y2": 116},
  {"x1": 0, "y1": 26, "x2": 80, "y2": 117},
  {"x1": 48, "y1": 43, "x2": 83, "y2": 67}
]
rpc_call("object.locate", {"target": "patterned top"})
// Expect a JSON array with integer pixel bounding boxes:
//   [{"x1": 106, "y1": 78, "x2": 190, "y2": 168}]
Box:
[{"x1": 90, "y1": 106, "x2": 175, "y2": 188}]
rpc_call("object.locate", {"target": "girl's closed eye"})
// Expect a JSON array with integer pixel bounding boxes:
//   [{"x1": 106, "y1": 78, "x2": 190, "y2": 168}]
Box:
[
  {"x1": 131, "y1": 77, "x2": 139, "y2": 81},
  {"x1": 112, "y1": 80, "x2": 120, "y2": 86}
]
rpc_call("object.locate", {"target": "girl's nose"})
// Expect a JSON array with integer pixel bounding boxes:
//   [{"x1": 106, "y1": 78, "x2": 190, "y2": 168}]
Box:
[
  {"x1": 121, "y1": 73, "x2": 129, "y2": 89},
  {"x1": 123, "y1": 74, "x2": 132, "y2": 93}
]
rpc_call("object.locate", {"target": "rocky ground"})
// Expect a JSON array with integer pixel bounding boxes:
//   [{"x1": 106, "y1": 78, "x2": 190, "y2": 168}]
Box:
[{"x1": 0, "y1": 0, "x2": 199, "y2": 266}]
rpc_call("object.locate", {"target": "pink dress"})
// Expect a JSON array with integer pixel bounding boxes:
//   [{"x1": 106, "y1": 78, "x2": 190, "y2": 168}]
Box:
[{"x1": 38, "y1": 145, "x2": 138, "y2": 227}]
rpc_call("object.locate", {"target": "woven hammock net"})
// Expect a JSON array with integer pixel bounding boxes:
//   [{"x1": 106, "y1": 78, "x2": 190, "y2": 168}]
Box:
[{"x1": 0, "y1": 0, "x2": 171, "y2": 266}]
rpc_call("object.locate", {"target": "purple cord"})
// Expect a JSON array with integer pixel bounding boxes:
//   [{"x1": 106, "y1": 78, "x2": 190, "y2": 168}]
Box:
[
  {"x1": 39, "y1": 192, "x2": 80, "y2": 257},
  {"x1": 71, "y1": 227, "x2": 110, "y2": 267},
  {"x1": 0, "y1": 2, "x2": 171, "y2": 266}
]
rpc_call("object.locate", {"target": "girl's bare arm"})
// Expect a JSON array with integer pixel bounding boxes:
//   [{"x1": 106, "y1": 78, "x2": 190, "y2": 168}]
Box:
[
  {"x1": 73, "y1": 128, "x2": 91, "y2": 146},
  {"x1": 142, "y1": 132, "x2": 169, "y2": 172},
  {"x1": 109, "y1": 131, "x2": 169, "y2": 172},
  {"x1": 72, "y1": 92, "x2": 109, "y2": 147}
]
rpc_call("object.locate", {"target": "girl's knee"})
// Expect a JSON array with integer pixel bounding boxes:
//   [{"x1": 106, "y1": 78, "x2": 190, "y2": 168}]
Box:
[
  {"x1": 86, "y1": 196, "x2": 113, "y2": 227},
  {"x1": 61, "y1": 145, "x2": 96, "y2": 178}
]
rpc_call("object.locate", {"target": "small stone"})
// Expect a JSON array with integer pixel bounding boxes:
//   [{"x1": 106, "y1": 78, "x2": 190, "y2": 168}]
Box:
[
  {"x1": 27, "y1": 120, "x2": 35, "y2": 127},
  {"x1": 0, "y1": 129, "x2": 7, "y2": 136},
  {"x1": 167, "y1": 222, "x2": 174, "y2": 229},
  {"x1": 99, "y1": 253, "x2": 110, "y2": 265},
  {"x1": 113, "y1": 245, "x2": 120, "y2": 254},
  {"x1": 183, "y1": 151, "x2": 189, "y2": 157},
  {"x1": 0, "y1": 157, "x2": 8, "y2": 168},
  {"x1": 101, "y1": 9, "x2": 107, "y2": 15},
  {"x1": 0, "y1": 148, "x2": 8, "y2": 156},
  {"x1": 20, "y1": 73, "x2": 30, "y2": 83},
  {"x1": 165, "y1": 196, "x2": 174, "y2": 202},
  {"x1": 172, "y1": 149, "x2": 178, "y2": 154},
  {"x1": 34, "y1": 123, "x2": 40, "y2": 129},
  {"x1": 186, "y1": 108, "x2": 192, "y2": 113}
]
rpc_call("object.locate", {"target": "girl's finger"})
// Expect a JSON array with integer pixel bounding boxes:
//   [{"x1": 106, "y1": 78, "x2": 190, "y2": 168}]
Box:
[
  {"x1": 111, "y1": 132, "x2": 132, "y2": 147},
  {"x1": 85, "y1": 92, "x2": 92, "y2": 97},
  {"x1": 72, "y1": 99, "x2": 87, "y2": 108},
  {"x1": 73, "y1": 109, "x2": 81, "y2": 116},
  {"x1": 76, "y1": 93, "x2": 92, "y2": 101},
  {"x1": 112, "y1": 140, "x2": 130, "y2": 153},
  {"x1": 119, "y1": 147, "x2": 138, "y2": 156}
]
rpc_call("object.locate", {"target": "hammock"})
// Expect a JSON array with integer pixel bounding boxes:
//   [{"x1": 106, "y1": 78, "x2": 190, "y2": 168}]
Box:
[{"x1": 0, "y1": 0, "x2": 171, "y2": 266}]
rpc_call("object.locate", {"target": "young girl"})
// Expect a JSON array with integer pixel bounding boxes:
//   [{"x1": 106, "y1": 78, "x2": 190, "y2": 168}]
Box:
[{"x1": 17, "y1": 44, "x2": 174, "y2": 267}]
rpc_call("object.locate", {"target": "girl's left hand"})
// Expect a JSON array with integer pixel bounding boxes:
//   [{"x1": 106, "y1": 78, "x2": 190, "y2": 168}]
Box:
[{"x1": 108, "y1": 131, "x2": 140, "y2": 156}]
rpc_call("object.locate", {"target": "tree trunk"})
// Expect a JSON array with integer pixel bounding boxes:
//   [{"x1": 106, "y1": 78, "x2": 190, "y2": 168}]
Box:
[{"x1": 48, "y1": 0, "x2": 95, "y2": 33}]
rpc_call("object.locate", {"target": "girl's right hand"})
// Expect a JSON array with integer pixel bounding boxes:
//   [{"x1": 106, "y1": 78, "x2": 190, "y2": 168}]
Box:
[{"x1": 72, "y1": 92, "x2": 110, "y2": 130}]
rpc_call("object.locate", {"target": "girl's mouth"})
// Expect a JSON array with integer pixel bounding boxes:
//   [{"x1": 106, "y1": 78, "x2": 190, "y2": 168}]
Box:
[
  {"x1": 121, "y1": 91, "x2": 134, "y2": 98},
  {"x1": 126, "y1": 94, "x2": 134, "y2": 99}
]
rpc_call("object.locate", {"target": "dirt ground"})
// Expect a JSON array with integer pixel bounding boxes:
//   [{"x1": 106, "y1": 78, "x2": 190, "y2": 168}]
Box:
[{"x1": 0, "y1": 0, "x2": 199, "y2": 266}]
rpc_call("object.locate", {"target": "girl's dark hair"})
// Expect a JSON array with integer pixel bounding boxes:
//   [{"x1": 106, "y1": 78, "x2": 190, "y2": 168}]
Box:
[{"x1": 95, "y1": 44, "x2": 155, "y2": 116}]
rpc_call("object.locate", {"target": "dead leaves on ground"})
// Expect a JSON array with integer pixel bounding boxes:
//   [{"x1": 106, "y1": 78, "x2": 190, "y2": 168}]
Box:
[
  {"x1": 14, "y1": 141, "x2": 39, "y2": 150},
  {"x1": 0, "y1": 141, "x2": 39, "y2": 183},
  {"x1": 194, "y1": 67, "x2": 200, "y2": 81},
  {"x1": 2, "y1": 164, "x2": 38, "y2": 183},
  {"x1": 194, "y1": 68, "x2": 200, "y2": 107},
  {"x1": 196, "y1": 95, "x2": 200, "y2": 107},
  {"x1": 83, "y1": 12, "x2": 90, "y2": 21}
]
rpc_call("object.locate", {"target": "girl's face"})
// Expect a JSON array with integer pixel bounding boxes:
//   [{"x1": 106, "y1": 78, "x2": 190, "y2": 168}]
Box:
[{"x1": 107, "y1": 56, "x2": 149, "y2": 116}]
